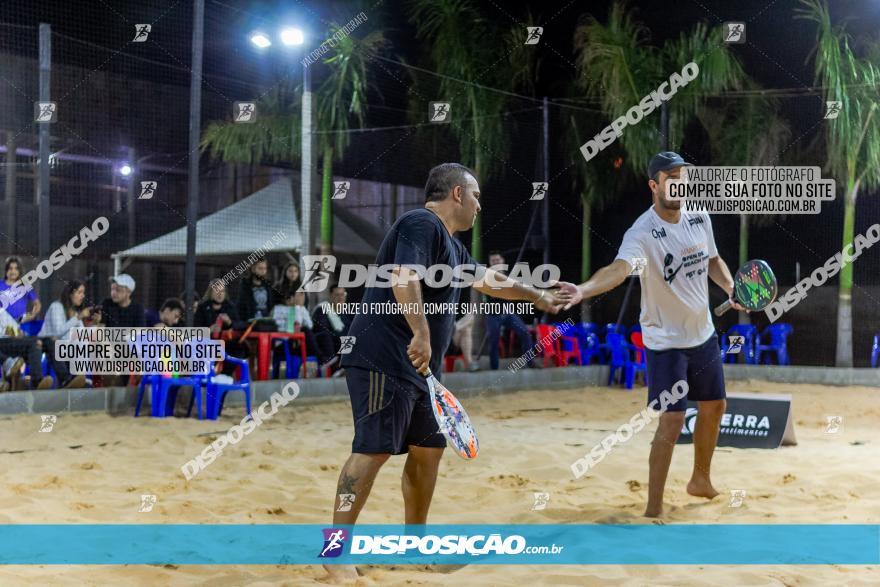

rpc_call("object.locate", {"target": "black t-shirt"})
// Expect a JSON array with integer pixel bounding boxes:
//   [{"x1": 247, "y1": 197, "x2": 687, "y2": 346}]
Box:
[
  {"x1": 100, "y1": 298, "x2": 145, "y2": 328},
  {"x1": 341, "y1": 209, "x2": 478, "y2": 390}
]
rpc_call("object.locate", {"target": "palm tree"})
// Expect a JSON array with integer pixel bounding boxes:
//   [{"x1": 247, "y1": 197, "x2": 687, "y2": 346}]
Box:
[
  {"x1": 315, "y1": 26, "x2": 388, "y2": 253},
  {"x1": 698, "y1": 90, "x2": 791, "y2": 323},
  {"x1": 407, "y1": 0, "x2": 517, "y2": 262},
  {"x1": 797, "y1": 0, "x2": 880, "y2": 366},
  {"x1": 201, "y1": 24, "x2": 387, "y2": 256},
  {"x1": 573, "y1": 2, "x2": 744, "y2": 175},
  {"x1": 564, "y1": 108, "x2": 622, "y2": 323}
]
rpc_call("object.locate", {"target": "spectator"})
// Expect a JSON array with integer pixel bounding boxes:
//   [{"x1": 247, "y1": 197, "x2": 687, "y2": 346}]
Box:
[
  {"x1": 450, "y1": 311, "x2": 478, "y2": 371},
  {"x1": 275, "y1": 261, "x2": 302, "y2": 302},
  {"x1": 0, "y1": 256, "x2": 41, "y2": 323},
  {"x1": 98, "y1": 274, "x2": 145, "y2": 328},
  {"x1": 237, "y1": 259, "x2": 272, "y2": 320},
  {"x1": 0, "y1": 305, "x2": 53, "y2": 390},
  {"x1": 195, "y1": 279, "x2": 249, "y2": 375},
  {"x1": 312, "y1": 284, "x2": 352, "y2": 371},
  {"x1": 272, "y1": 289, "x2": 325, "y2": 370},
  {"x1": 146, "y1": 298, "x2": 185, "y2": 328},
  {"x1": 36, "y1": 279, "x2": 90, "y2": 388},
  {"x1": 485, "y1": 252, "x2": 534, "y2": 370}
]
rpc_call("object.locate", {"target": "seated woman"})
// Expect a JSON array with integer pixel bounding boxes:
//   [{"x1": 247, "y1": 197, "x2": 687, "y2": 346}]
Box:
[
  {"x1": 274, "y1": 262, "x2": 302, "y2": 306},
  {"x1": 195, "y1": 279, "x2": 250, "y2": 375},
  {"x1": 271, "y1": 289, "x2": 325, "y2": 375},
  {"x1": 0, "y1": 256, "x2": 42, "y2": 324},
  {"x1": 36, "y1": 279, "x2": 91, "y2": 388}
]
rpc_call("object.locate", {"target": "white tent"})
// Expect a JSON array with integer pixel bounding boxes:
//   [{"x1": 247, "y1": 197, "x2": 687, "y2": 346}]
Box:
[{"x1": 112, "y1": 178, "x2": 380, "y2": 271}]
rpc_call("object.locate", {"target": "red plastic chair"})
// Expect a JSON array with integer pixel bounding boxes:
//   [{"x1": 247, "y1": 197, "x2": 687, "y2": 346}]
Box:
[
  {"x1": 536, "y1": 324, "x2": 581, "y2": 367},
  {"x1": 444, "y1": 354, "x2": 464, "y2": 373}
]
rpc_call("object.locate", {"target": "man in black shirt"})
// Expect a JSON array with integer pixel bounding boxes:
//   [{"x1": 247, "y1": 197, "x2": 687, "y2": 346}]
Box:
[
  {"x1": 97, "y1": 274, "x2": 145, "y2": 328},
  {"x1": 324, "y1": 163, "x2": 570, "y2": 582}
]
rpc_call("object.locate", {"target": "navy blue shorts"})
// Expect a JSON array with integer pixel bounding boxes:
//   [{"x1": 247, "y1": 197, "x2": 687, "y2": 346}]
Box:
[
  {"x1": 644, "y1": 334, "x2": 725, "y2": 412},
  {"x1": 346, "y1": 367, "x2": 446, "y2": 455}
]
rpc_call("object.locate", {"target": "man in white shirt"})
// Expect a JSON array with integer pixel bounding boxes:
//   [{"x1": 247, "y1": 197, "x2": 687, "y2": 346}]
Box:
[{"x1": 561, "y1": 151, "x2": 746, "y2": 518}]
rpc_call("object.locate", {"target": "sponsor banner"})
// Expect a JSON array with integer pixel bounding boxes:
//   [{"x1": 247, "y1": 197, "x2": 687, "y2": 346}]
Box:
[
  {"x1": 0, "y1": 524, "x2": 876, "y2": 564},
  {"x1": 678, "y1": 392, "x2": 797, "y2": 449}
]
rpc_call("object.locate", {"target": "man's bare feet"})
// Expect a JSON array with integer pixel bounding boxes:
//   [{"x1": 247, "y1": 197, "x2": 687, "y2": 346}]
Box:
[
  {"x1": 322, "y1": 564, "x2": 358, "y2": 583},
  {"x1": 686, "y1": 476, "x2": 720, "y2": 499},
  {"x1": 643, "y1": 505, "x2": 663, "y2": 518}
]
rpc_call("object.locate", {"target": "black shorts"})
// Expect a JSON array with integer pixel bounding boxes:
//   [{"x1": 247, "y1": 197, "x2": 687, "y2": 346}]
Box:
[
  {"x1": 346, "y1": 367, "x2": 446, "y2": 455},
  {"x1": 644, "y1": 334, "x2": 726, "y2": 412}
]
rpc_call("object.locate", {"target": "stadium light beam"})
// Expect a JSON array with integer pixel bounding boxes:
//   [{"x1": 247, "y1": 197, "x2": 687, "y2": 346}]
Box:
[
  {"x1": 280, "y1": 27, "x2": 305, "y2": 46},
  {"x1": 118, "y1": 163, "x2": 133, "y2": 177},
  {"x1": 250, "y1": 32, "x2": 271, "y2": 48}
]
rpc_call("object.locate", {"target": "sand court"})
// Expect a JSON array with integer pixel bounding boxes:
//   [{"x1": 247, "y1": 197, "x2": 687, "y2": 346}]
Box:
[{"x1": 0, "y1": 379, "x2": 878, "y2": 585}]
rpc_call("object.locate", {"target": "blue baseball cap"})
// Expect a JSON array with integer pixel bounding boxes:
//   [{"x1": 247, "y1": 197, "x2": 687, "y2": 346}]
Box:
[{"x1": 648, "y1": 151, "x2": 692, "y2": 180}]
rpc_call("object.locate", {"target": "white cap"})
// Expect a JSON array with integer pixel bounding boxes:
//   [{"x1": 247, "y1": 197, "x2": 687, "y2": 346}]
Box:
[{"x1": 111, "y1": 273, "x2": 136, "y2": 292}]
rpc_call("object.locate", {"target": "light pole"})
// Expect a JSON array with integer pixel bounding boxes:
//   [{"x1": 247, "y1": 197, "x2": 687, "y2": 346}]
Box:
[{"x1": 250, "y1": 27, "x2": 313, "y2": 276}]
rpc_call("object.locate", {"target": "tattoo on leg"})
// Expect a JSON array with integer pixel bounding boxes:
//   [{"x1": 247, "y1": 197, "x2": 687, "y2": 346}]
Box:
[{"x1": 338, "y1": 473, "x2": 357, "y2": 496}]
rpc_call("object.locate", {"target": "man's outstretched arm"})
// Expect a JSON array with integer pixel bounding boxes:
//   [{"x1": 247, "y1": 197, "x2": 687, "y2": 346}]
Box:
[
  {"x1": 472, "y1": 268, "x2": 569, "y2": 314},
  {"x1": 557, "y1": 259, "x2": 632, "y2": 310}
]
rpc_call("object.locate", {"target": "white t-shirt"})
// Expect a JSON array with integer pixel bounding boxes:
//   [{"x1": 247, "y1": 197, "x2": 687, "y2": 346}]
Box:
[{"x1": 615, "y1": 207, "x2": 718, "y2": 350}]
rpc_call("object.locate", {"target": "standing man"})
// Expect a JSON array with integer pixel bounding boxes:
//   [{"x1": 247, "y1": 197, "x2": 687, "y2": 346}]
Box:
[
  {"x1": 561, "y1": 152, "x2": 746, "y2": 518},
  {"x1": 485, "y1": 251, "x2": 535, "y2": 370},
  {"x1": 324, "y1": 163, "x2": 568, "y2": 581}
]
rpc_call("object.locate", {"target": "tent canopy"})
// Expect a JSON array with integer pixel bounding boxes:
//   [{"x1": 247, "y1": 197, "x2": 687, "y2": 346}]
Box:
[{"x1": 113, "y1": 178, "x2": 379, "y2": 262}]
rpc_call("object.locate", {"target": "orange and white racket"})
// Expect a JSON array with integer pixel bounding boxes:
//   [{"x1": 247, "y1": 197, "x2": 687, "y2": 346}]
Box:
[{"x1": 423, "y1": 369, "x2": 479, "y2": 460}]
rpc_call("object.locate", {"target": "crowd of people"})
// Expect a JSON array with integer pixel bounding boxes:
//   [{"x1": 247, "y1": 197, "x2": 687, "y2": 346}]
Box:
[{"x1": 0, "y1": 256, "x2": 354, "y2": 391}]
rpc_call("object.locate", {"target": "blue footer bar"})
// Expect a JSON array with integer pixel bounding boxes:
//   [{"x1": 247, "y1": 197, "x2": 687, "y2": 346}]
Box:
[{"x1": 0, "y1": 525, "x2": 877, "y2": 565}]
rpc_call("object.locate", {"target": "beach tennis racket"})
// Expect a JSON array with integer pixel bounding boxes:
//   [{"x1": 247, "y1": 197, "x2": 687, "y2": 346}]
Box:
[
  {"x1": 423, "y1": 369, "x2": 479, "y2": 460},
  {"x1": 714, "y1": 259, "x2": 778, "y2": 316}
]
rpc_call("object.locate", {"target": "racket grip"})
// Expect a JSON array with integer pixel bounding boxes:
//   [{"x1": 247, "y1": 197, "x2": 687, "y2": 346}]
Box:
[{"x1": 714, "y1": 299, "x2": 733, "y2": 317}]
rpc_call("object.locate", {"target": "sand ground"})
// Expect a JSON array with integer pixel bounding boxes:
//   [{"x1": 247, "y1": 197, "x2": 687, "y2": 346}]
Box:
[{"x1": 0, "y1": 378, "x2": 877, "y2": 586}]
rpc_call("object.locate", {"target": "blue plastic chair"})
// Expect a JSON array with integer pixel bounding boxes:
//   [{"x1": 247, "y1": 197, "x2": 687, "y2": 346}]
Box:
[
  {"x1": 135, "y1": 373, "x2": 205, "y2": 418},
  {"x1": 20, "y1": 319, "x2": 43, "y2": 336},
  {"x1": 204, "y1": 356, "x2": 252, "y2": 420},
  {"x1": 569, "y1": 324, "x2": 602, "y2": 365},
  {"x1": 756, "y1": 323, "x2": 793, "y2": 365},
  {"x1": 872, "y1": 334, "x2": 879, "y2": 368},
  {"x1": 272, "y1": 339, "x2": 321, "y2": 379},
  {"x1": 720, "y1": 324, "x2": 758, "y2": 364},
  {"x1": 606, "y1": 333, "x2": 637, "y2": 389}
]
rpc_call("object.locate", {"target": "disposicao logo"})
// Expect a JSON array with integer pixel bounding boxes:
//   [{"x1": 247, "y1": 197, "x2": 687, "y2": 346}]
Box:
[{"x1": 318, "y1": 528, "x2": 348, "y2": 558}]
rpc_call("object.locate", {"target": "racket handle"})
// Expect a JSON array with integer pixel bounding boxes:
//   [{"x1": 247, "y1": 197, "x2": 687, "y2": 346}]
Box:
[{"x1": 714, "y1": 299, "x2": 733, "y2": 317}]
